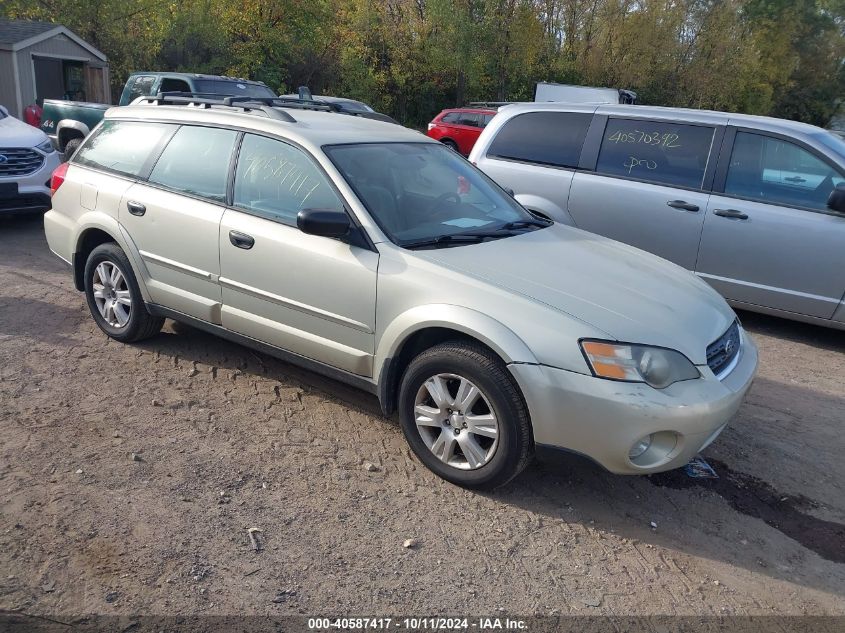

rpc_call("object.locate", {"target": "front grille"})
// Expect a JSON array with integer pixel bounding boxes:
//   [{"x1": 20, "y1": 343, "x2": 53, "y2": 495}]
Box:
[
  {"x1": 706, "y1": 321, "x2": 741, "y2": 378},
  {"x1": 0, "y1": 147, "x2": 45, "y2": 177}
]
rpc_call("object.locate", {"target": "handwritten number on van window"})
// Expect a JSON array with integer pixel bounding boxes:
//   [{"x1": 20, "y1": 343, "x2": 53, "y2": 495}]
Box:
[
  {"x1": 624, "y1": 156, "x2": 658, "y2": 175},
  {"x1": 607, "y1": 130, "x2": 681, "y2": 149}
]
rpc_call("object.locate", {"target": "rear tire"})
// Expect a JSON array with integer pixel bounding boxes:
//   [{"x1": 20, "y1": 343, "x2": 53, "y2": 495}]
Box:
[
  {"x1": 84, "y1": 243, "x2": 163, "y2": 343},
  {"x1": 398, "y1": 341, "x2": 533, "y2": 489},
  {"x1": 63, "y1": 138, "x2": 82, "y2": 162},
  {"x1": 441, "y1": 139, "x2": 459, "y2": 153}
]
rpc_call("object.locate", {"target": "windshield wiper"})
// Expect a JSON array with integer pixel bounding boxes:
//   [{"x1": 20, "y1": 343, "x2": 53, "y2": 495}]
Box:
[
  {"x1": 499, "y1": 218, "x2": 552, "y2": 230},
  {"x1": 401, "y1": 233, "x2": 499, "y2": 249},
  {"x1": 401, "y1": 218, "x2": 552, "y2": 250}
]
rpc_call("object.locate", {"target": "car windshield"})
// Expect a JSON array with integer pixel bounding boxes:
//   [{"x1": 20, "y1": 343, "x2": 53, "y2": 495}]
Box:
[
  {"x1": 193, "y1": 80, "x2": 276, "y2": 99},
  {"x1": 324, "y1": 142, "x2": 546, "y2": 247}
]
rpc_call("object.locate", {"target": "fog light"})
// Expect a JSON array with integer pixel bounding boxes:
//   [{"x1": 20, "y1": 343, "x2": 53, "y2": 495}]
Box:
[{"x1": 629, "y1": 434, "x2": 653, "y2": 460}]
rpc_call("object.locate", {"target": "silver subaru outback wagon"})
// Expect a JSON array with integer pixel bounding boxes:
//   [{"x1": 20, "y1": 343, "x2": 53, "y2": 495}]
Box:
[
  {"x1": 44, "y1": 95, "x2": 757, "y2": 488},
  {"x1": 470, "y1": 103, "x2": 845, "y2": 330}
]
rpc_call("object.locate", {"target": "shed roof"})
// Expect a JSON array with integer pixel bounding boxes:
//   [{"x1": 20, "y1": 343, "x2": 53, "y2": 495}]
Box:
[{"x1": 0, "y1": 19, "x2": 107, "y2": 61}]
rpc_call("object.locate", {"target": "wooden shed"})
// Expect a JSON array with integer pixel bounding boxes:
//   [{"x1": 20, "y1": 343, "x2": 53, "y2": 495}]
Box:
[{"x1": 0, "y1": 19, "x2": 110, "y2": 119}]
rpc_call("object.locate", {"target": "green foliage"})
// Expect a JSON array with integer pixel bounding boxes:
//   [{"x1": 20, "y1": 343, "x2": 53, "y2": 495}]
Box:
[{"x1": 3, "y1": 0, "x2": 843, "y2": 127}]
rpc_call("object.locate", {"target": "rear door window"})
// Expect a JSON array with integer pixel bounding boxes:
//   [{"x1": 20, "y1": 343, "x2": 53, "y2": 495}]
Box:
[
  {"x1": 74, "y1": 120, "x2": 176, "y2": 178},
  {"x1": 441, "y1": 112, "x2": 461, "y2": 124},
  {"x1": 596, "y1": 118, "x2": 715, "y2": 189},
  {"x1": 487, "y1": 111, "x2": 592, "y2": 169},
  {"x1": 147, "y1": 125, "x2": 238, "y2": 203},
  {"x1": 457, "y1": 113, "x2": 480, "y2": 127}
]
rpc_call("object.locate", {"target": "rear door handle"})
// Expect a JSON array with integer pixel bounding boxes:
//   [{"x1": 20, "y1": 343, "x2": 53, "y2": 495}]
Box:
[
  {"x1": 126, "y1": 201, "x2": 146, "y2": 216},
  {"x1": 713, "y1": 208, "x2": 749, "y2": 220},
  {"x1": 229, "y1": 230, "x2": 255, "y2": 250},
  {"x1": 667, "y1": 200, "x2": 699, "y2": 212}
]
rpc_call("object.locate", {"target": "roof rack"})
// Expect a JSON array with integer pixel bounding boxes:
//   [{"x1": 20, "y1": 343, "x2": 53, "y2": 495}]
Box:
[
  {"x1": 137, "y1": 92, "x2": 343, "y2": 123},
  {"x1": 468, "y1": 101, "x2": 515, "y2": 108}
]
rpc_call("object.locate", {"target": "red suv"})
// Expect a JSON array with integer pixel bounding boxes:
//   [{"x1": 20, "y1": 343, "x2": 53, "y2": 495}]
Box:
[{"x1": 426, "y1": 107, "x2": 497, "y2": 156}]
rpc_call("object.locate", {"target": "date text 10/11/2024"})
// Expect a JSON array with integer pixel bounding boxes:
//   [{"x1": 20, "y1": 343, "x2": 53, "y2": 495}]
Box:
[{"x1": 307, "y1": 617, "x2": 528, "y2": 630}]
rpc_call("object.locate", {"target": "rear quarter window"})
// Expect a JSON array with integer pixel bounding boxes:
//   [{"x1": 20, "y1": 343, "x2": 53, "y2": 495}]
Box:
[
  {"x1": 74, "y1": 120, "x2": 176, "y2": 178},
  {"x1": 596, "y1": 119, "x2": 715, "y2": 189},
  {"x1": 487, "y1": 111, "x2": 593, "y2": 169}
]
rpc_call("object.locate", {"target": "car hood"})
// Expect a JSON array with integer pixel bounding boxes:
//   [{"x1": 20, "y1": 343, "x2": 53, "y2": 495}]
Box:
[
  {"x1": 0, "y1": 114, "x2": 48, "y2": 148},
  {"x1": 415, "y1": 224, "x2": 735, "y2": 365}
]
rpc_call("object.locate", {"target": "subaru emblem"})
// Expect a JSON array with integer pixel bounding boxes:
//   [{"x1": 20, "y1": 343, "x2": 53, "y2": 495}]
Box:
[{"x1": 0, "y1": 154, "x2": 8, "y2": 164}]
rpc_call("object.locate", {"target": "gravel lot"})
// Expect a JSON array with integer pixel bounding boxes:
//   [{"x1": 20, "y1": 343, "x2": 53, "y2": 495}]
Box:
[{"x1": 1, "y1": 214, "x2": 844, "y2": 622}]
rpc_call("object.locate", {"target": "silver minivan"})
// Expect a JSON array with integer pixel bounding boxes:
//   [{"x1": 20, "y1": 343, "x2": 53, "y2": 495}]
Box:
[{"x1": 470, "y1": 103, "x2": 845, "y2": 329}]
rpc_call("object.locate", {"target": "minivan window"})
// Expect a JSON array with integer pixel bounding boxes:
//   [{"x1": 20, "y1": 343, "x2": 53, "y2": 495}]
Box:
[
  {"x1": 74, "y1": 120, "x2": 176, "y2": 178},
  {"x1": 487, "y1": 111, "x2": 592, "y2": 169},
  {"x1": 596, "y1": 119, "x2": 715, "y2": 189},
  {"x1": 148, "y1": 126, "x2": 237, "y2": 202},
  {"x1": 233, "y1": 134, "x2": 342, "y2": 225},
  {"x1": 725, "y1": 132, "x2": 845, "y2": 210}
]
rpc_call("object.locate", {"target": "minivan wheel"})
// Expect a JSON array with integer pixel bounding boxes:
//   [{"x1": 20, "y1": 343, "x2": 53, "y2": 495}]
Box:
[
  {"x1": 398, "y1": 341, "x2": 533, "y2": 489},
  {"x1": 84, "y1": 243, "x2": 163, "y2": 343}
]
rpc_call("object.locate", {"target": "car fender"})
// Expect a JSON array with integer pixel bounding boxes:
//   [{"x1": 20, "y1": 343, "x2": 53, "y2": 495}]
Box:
[
  {"x1": 72, "y1": 213, "x2": 152, "y2": 301},
  {"x1": 514, "y1": 193, "x2": 575, "y2": 226},
  {"x1": 56, "y1": 119, "x2": 90, "y2": 150},
  {"x1": 375, "y1": 303, "x2": 539, "y2": 376}
]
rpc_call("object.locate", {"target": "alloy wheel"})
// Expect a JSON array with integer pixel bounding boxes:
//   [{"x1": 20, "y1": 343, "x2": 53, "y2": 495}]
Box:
[
  {"x1": 413, "y1": 373, "x2": 499, "y2": 470},
  {"x1": 91, "y1": 261, "x2": 132, "y2": 328}
]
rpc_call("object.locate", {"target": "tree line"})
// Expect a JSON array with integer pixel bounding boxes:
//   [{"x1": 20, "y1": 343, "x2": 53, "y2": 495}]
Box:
[{"x1": 4, "y1": 0, "x2": 844, "y2": 128}]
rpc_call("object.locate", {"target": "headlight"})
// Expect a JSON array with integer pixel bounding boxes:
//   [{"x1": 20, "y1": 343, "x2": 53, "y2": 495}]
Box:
[
  {"x1": 36, "y1": 139, "x2": 55, "y2": 154},
  {"x1": 580, "y1": 340, "x2": 699, "y2": 389}
]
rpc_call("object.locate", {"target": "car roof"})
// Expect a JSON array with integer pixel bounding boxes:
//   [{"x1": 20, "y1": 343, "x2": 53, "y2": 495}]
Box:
[
  {"x1": 129, "y1": 71, "x2": 268, "y2": 86},
  {"x1": 495, "y1": 102, "x2": 827, "y2": 137},
  {"x1": 107, "y1": 102, "x2": 428, "y2": 148},
  {"x1": 441, "y1": 107, "x2": 497, "y2": 114}
]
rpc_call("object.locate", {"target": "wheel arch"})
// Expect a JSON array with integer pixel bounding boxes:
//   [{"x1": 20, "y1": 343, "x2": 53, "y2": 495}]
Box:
[
  {"x1": 56, "y1": 120, "x2": 89, "y2": 151},
  {"x1": 514, "y1": 193, "x2": 575, "y2": 226},
  {"x1": 375, "y1": 305, "x2": 538, "y2": 415},
  {"x1": 71, "y1": 217, "x2": 146, "y2": 298}
]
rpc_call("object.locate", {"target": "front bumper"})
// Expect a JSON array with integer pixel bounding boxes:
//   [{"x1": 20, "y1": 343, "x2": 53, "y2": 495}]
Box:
[
  {"x1": 0, "y1": 149, "x2": 61, "y2": 214},
  {"x1": 509, "y1": 332, "x2": 758, "y2": 474}
]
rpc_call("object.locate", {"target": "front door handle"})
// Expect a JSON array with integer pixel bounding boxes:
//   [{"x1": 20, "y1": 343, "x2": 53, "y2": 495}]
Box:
[
  {"x1": 126, "y1": 201, "x2": 146, "y2": 216},
  {"x1": 713, "y1": 208, "x2": 749, "y2": 220},
  {"x1": 229, "y1": 230, "x2": 255, "y2": 250},
  {"x1": 667, "y1": 200, "x2": 699, "y2": 212}
]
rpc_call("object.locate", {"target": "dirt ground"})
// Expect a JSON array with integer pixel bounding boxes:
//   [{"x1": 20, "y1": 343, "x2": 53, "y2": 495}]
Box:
[{"x1": 1, "y1": 214, "x2": 844, "y2": 622}]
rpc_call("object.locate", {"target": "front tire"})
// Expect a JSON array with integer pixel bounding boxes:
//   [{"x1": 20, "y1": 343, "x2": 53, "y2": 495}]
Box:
[
  {"x1": 84, "y1": 243, "x2": 163, "y2": 343},
  {"x1": 398, "y1": 341, "x2": 533, "y2": 489}
]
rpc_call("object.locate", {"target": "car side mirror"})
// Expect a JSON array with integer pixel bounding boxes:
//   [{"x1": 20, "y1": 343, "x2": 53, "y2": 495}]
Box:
[
  {"x1": 297, "y1": 208, "x2": 351, "y2": 238},
  {"x1": 827, "y1": 183, "x2": 845, "y2": 214}
]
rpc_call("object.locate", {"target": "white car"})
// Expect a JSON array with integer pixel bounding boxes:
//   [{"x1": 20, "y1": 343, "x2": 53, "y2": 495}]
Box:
[
  {"x1": 43, "y1": 95, "x2": 757, "y2": 488},
  {"x1": 0, "y1": 105, "x2": 61, "y2": 215}
]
